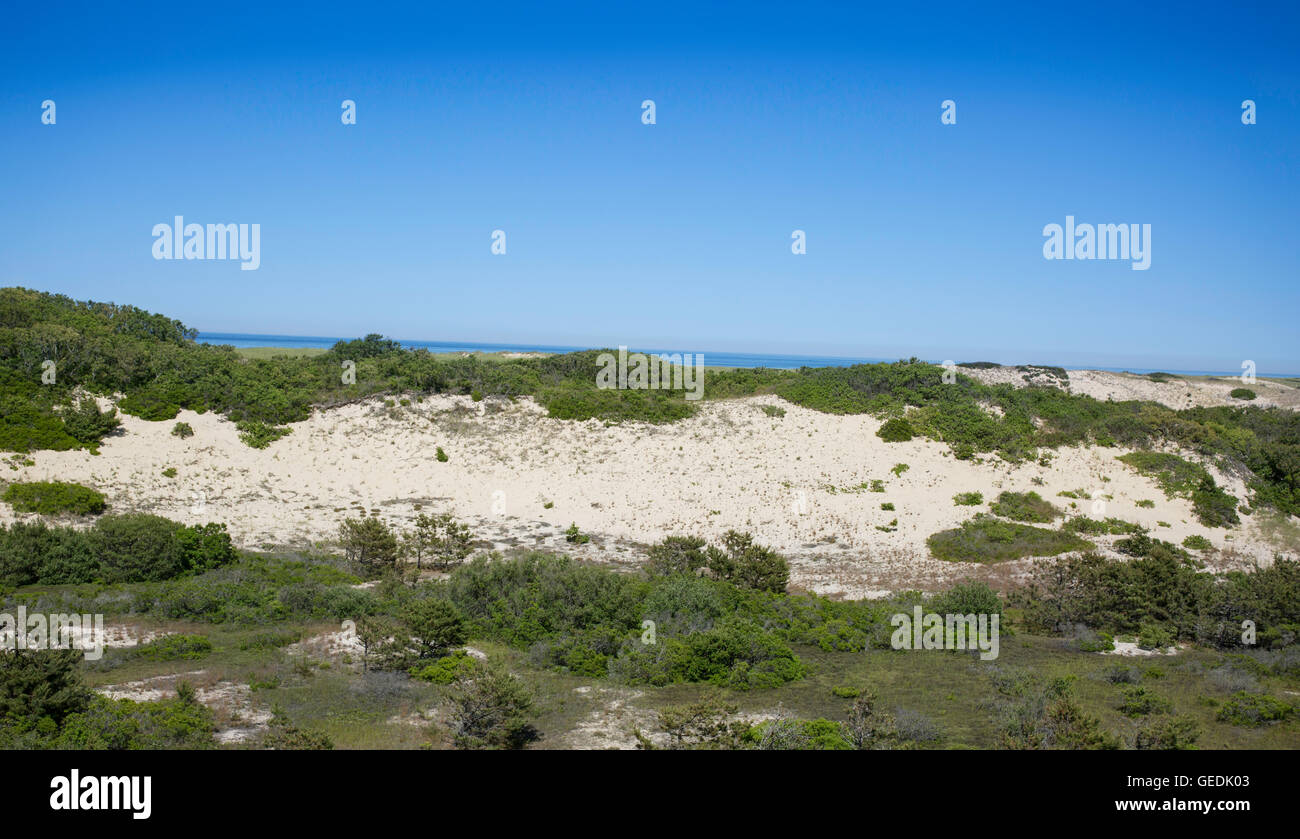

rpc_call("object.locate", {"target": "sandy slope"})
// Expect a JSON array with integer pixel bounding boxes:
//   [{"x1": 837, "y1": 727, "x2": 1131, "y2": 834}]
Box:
[
  {"x1": 5, "y1": 375, "x2": 1296, "y2": 597},
  {"x1": 960, "y1": 365, "x2": 1300, "y2": 411}
]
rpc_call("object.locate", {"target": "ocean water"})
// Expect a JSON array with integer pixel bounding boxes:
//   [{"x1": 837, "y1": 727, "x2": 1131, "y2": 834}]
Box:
[{"x1": 196, "y1": 333, "x2": 1277, "y2": 377}]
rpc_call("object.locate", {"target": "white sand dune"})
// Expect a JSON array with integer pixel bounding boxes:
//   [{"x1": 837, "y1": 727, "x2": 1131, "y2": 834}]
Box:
[{"x1": 4, "y1": 370, "x2": 1296, "y2": 598}]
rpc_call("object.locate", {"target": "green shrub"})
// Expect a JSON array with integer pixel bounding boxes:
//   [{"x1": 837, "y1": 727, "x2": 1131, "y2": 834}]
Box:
[
  {"x1": 876, "y1": 418, "x2": 915, "y2": 442},
  {"x1": 410, "y1": 650, "x2": 479, "y2": 684},
  {"x1": 1063, "y1": 516, "x2": 1144, "y2": 536},
  {"x1": 161, "y1": 467, "x2": 177, "y2": 478},
  {"x1": 338, "y1": 517, "x2": 399, "y2": 573},
  {"x1": 1137, "y1": 623, "x2": 1175, "y2": 651},
  {"x1": 704, "y1": 530, "x2": 789, "y2": 594},
  {"x1": 171, "y1": 422, "x2": 194, "y2": 438},
  {"x1": 929, "y1": 579, "x2": 1003, "y2": 618},
  {"x1": 927, "y1": 516, "x2": 1092, "y2": 563},
  {"x1": 60, "y1": 399, "x2": 121, "y2": 445},
  {"x1": 990, "y1": 491, "x2": 1059, "y2": 523},
  {"x1": 1182, "y1": 534, "x2": 1212, "y2": 551},
  {"x1": 133, "y1": 634, "x2": 213, "y2": 661},
  {"x1": 236, "y1": 420, "x2": 290, "y2": 449},
  {"x1": 118, "y1": 391, "x2": 180, "y2": 421},
  {"x1": 2, "y1": 481, "x2": 106, "y2": 515},
  {"x1": 1229, "y1": 388, "x2": 1256, "y2": 400},
  {"x1": 435, "y1": 446, "x2": 449, "y2": 462},
  {"x1": 1132, "y1": 716, "x2": 1200, "y2": 750},
  {"x1": 1117, "y1": 685, "x2": 1173, "y2": 718},
  {"x1": 1079, "y1": 632, "x2": 1115, "y2": 653},
  {"x1": 1115, "y1": 532, "x2": 1192, "y2": 563},
  {"x1": 645, "y1": 535, "x2": 708, "y2": 577},
  {"x1": 564, "y1": 522, "x2": 590, "y2": 544},
  {"x1": 1215, "y1": 692, "x2": 1294, "y2": 726},
  {"x1": 953, "y1": 491, "x2": 983, "y2": 506}
]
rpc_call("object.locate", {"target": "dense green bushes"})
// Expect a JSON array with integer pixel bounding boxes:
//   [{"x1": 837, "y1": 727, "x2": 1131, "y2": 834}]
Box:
[
  {"x1": 442, "y1": 550, "x2": 889, "y2": 688},
  {"x1": 1015, "y1": 553, "x2": 1300, "y2": 650},
  {"x1": 876, "y1": 417, "x2": 916, "y2": 442},
  {"x1": 0, "y1": 650, "x2": 215, "y2": 749},
  {"x1": 2, "y1": 481, "x2": 106, "y2": 515},
  {"x1": 0, "y1": 514, "x2": 237, "y2": 587}
]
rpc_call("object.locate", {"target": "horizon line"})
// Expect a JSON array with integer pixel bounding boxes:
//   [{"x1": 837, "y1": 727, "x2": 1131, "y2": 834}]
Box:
[{"x1": 195, "y1": 331, "x2": 1300, "y2": 379}]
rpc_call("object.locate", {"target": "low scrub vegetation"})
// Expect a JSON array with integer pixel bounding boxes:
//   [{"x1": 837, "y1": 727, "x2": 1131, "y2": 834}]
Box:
[
  {"x1": 989, "y1": 490, "x2": 1059, "y2": 523},
  {"x1": 927, "y1": 516, "x2": 1092, "y2": 563},
  {"x1": 2, "y1": 481, "x2": 106, "y2": 516}
]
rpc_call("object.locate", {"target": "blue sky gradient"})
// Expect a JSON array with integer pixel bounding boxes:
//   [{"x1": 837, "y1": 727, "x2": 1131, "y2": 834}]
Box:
[{"x1": 2, "y1": 1, "x2": 1297, "y2": 372}]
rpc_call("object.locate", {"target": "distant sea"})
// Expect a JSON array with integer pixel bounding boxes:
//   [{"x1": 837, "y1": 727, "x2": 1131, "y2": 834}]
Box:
[{"x1": 196, "y1": 333, "x2": 1283, "y2": 378}]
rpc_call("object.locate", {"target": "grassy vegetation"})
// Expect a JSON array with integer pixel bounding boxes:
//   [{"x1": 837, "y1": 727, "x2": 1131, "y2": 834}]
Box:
[
  {"x1": 989, "y1": 490, "x2": 1060, "y2": 523},
  {"x1": 2, "y1": 480, "x2": 107, "y2": 515},
  {"x1": 927, "y1": 515, "x2": 1093, "y2": 563},
  {"x1": 3, "y1": 511, "x2": 1295, "y2": 750}
]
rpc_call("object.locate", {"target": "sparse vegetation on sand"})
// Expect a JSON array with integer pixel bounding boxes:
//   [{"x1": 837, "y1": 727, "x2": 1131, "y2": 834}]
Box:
[{"x1": 1117, "y1": 452, "x2": 1240, "y2": 527}]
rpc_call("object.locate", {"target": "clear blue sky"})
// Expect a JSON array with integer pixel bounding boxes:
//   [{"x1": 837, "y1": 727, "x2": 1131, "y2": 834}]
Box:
[{"x1": 2, "y1": 1, "x2": 1297, "y2": 372}]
